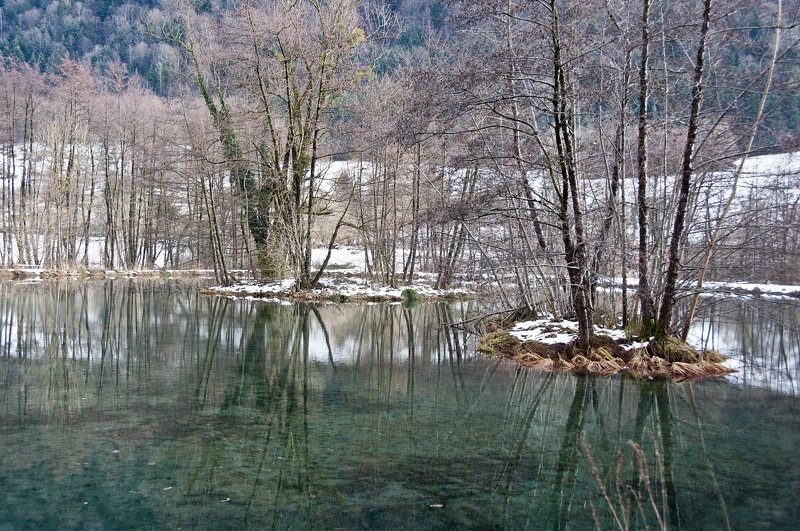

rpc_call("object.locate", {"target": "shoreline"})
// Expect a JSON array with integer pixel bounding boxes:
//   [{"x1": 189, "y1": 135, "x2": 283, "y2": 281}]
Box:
[
  {"x1": 200, "y1": 276, "x2": 474, "y2": 303},
  {"x1": 3, "y1": 266, "x2": 799, "y2": 299}
]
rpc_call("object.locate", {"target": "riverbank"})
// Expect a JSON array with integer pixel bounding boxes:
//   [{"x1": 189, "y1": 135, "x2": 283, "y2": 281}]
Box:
[{"x1": 0, "y1": 266, "x2": 215, "y2": 280}]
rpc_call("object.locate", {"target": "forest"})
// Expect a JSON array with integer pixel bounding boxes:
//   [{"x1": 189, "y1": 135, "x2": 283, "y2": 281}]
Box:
[{"x1": 1, "y1": 0, "x2": 799, "y2": 347}]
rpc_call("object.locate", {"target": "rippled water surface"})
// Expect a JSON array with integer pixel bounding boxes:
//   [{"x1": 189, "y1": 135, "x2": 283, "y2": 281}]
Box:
[{"x1": 0, "y1": 280, "x2": 798, "y2": 529}]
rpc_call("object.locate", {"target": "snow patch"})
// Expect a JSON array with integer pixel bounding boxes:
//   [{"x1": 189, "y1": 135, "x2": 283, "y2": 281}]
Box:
[
  {"x1": 206, "y1": 275, "x2": 471, "y2": 301},
  {"x1": 509, "y1": 316, "x2": 650, "y2": 350}
]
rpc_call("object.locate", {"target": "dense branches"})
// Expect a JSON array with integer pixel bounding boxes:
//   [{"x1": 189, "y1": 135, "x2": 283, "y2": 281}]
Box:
[{"x1": 0, "y1": 0, "x2": 798, "y2": 345}]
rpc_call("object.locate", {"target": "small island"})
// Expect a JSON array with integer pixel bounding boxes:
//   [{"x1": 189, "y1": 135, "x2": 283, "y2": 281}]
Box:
[{"x1": 479, "y1": 316, "x2": 734, "y2": 381}]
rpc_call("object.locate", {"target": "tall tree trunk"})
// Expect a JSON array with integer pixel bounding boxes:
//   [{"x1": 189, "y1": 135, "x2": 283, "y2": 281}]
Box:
[
  {"x1": 637, "y1": 0, "x2": 657, "y2": 334},
  {"x1": 200, "y1": 171, "x2": 230, "y2": 285},
  {"x1": 550, "y1": 0, "x2": 592, "y2": 352},
  {"x1": 656, "y1": 0, "x2": 713, "y2": 338},
  {"x1": 681, "y1": 0, "x2": 782, "y2": 339},
  {"x1": 402, "y1": 141, "x2": 422, "y2": 282}
]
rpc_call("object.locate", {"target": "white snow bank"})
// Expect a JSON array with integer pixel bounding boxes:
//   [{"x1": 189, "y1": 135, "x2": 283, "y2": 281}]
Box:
[
  {"x1": 598, "y1": 277, "x2": 800, "y2": 299},
  {"x1": 206, "y1": 275, "x2": 472, "y2": 301},
  {"x1": 739, "y1": 151, "x2": 800, "y2": 176},
  {"x1": 509, "y1": 316, "x2": 650, "y2": 351}
]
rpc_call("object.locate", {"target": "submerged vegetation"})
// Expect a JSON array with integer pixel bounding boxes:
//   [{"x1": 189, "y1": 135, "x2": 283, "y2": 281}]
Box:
[
  {"x1": 583, "y1": 437, "x2": 670, "y2": 531},
  {"x1": 3, "y1": 281, "x2": 797, "y2": 527}
]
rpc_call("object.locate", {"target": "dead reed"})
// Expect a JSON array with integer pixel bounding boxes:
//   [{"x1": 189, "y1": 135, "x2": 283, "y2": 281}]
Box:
[
  {"x1": 478, "y1": 329, "x2": 736, "y2": 381},
  {"x1": 582, "y1": 436, "x2": 668, "y2": 531}
]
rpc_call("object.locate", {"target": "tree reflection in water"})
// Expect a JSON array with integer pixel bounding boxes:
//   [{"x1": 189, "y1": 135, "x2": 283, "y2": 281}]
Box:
[{"x1": 0, "y1": 281, "x2": 798, "y2": 529}]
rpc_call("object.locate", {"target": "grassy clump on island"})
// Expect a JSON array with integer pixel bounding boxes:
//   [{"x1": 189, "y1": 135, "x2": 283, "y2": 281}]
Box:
[{"x1": 478, "y1": 317, "x2": 734, "y2": 382}]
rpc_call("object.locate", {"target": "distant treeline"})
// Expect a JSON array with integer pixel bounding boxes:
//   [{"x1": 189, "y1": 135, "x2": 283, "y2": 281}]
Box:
[{"x1": 1, "y1": 0, "x2": 798, "y2": 145}]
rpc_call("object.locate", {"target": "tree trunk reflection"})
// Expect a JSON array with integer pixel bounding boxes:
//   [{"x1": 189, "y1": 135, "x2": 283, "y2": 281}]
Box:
[{"x1": 0, "y1": 281, "x2": 797, "y2": 528}]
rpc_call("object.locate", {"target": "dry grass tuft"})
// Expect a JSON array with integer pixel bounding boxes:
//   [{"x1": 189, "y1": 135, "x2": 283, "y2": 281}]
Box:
[
  {"x1": 700, "y1": 349, "x2": 727, "y2": 363},
  {"x1": 509, "y1": 352, "x2": 545, "y2": 367},
  {"x1": 480, "y1": 328, "x2": 735, "y2": 381},
  {"x1": 571, "y1": 354, "x2": 592, "y2": 373},
  {"x1": 583, "y1": 436, "x2": 669, "y2": 531},
  {"x1": 587, "y1": 359, "x2": 624, "y2": 374},
  {"x1": 650, "y1": 336, "x2": 699, "y2": 363},
  {"x1": 670, "y1": 361, "x2": 736, "y2": 382},
  {"x1": 477, "y1": 330, "x2": 522, "y2": 355}
]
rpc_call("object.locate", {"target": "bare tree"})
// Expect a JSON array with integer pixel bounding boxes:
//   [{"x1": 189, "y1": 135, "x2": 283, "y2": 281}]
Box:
[
  {"x1": 149, "y1": 0, "x2": 371, "y2": 286},
  {"x1": 680, "y1": 0, "x2": 785, "y2": 338},
  {"x1": 655, "y1": 0, "x2": 713, "y2": 338},
  {"x1": 636, "y1": 0, "x2": 657, "y2": 334}
]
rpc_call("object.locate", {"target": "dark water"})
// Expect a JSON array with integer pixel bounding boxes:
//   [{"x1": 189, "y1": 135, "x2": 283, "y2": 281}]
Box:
[{"x1": 0, "y1": 281, "x2": 798, "y2": 530}]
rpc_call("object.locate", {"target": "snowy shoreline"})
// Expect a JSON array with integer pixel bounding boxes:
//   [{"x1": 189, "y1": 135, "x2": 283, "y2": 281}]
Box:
[
  {"x1": 0, "y1": 267, "x2": 216, "y2": 280},
  {"x1": 200, "y1": 275, "x2": 473, "y2": 303},
  {"x1": 4, "y1": 263, "x2": 800, "y2": 302}
]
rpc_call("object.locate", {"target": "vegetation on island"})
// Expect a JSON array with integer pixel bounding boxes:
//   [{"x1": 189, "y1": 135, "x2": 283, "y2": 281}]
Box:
[
  {"x1": 478, "y1": 327, "x2": 734, "y2": 382},
  {"x1": 1, "y1": 0, "x2": 799, "y2": 377}
]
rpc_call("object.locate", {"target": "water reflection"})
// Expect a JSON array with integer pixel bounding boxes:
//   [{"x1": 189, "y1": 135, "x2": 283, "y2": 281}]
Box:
[
  {"x1": 686, "y1": 297, "x2": 800, "y2": 395},
  {"x1": 0, "y1": 281, "x2": 798, "y2": 529}
]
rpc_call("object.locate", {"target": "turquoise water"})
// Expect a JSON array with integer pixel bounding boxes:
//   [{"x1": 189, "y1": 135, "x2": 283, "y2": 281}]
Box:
[{"x1": 0, "y1": 281, "x2": 798, "y2": 529}]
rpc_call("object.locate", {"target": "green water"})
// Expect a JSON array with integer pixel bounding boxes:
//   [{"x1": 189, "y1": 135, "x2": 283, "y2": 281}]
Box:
[{"x1": 0, "y1": 281, "x2": 798, "y2": 530}]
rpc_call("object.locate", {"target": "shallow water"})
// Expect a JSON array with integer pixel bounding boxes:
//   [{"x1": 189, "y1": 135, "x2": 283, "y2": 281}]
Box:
[{"x1": 0, "y1": 280, "x2": 798, "y2": 529}]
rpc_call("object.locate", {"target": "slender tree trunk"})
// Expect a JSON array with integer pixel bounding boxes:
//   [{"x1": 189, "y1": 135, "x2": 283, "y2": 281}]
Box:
[
  {"x1": 201, "y1": 171, "x2": 230, "y2": 285},
  {"x1": 402, "y1": 141, "x2": 421, "y2": 282},
  {"x1": 637, "y1": 0, "x2": 657, "y2": 334},
  {"x1": 82, "y1": 147, "x2": 96, "y2": 267},
  {"x1": 550, "y1": 0, "x2": 592, "y2": 352},
  {"x1": 656, "y1": 0, "x2": 713, "y2": 338},
  {"x1": 681, "y1": 0, "x2": 782, "y2": 339}
]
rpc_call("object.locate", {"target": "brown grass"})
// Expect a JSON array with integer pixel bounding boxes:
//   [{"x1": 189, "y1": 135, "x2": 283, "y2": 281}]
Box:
[
  {"x1": 479, "y1": 329, "x2": 736, "y2": 381},
  {"x1": 583, "y1": 436, "x2": 669, "y2": 530}
]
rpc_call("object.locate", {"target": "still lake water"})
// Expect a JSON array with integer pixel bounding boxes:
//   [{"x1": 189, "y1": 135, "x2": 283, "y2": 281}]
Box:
[{"x1": 0, "y1": 280, "x2": 798, "y2": 530}]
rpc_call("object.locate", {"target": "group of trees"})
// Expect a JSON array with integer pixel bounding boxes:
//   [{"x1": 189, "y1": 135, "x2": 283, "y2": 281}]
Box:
[
  {"x1": 0, "y1": 57, "x2": 257, "y2": 272},
  {"x1": 1, "y1": 0, "x2": 799, "y2": 345},
  {"x1": 0, "y1": 0, "x2": 174, "y2": 93},
  {"x1": 400, "y1": 0, "x2": 798, "y2": 343},
  {"x1": 338, "y1": 0, "x2": 798, "y2": 343}
]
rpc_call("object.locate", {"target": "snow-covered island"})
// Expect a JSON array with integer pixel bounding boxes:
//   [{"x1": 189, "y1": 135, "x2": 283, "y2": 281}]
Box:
[{"x1": 202, "y1": 275, "x2": 472, "y2": 303}]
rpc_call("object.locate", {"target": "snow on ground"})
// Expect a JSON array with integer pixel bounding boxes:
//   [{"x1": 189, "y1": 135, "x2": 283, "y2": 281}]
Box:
[
  {"x1": 598, "y1": 277, "x2": 800, "y2": 299},
  {"x1": 310, "y1": 247, "x2": 366, "y2": 273},
  {"x1": 211, "y1": 279, "x2": 297, "y2": 297},
  {"x1": 207, "y1": 272, "x2": 471, "y2": 301},
  {"x1": 699, "y1": 281, "x2": 800, "y2": 298},
  {"x1": 206, "y1": 243, "x2": 800, "y2": 305},
  {"x1": 203, "y1": 245, "x2": 473, "y2": 301},
  {"x1": 738, "y1": 151, "x2": 800, "y2": 176},
  {"x1": 509, "y1": 316, "x2": 650, "y2": 351}
]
